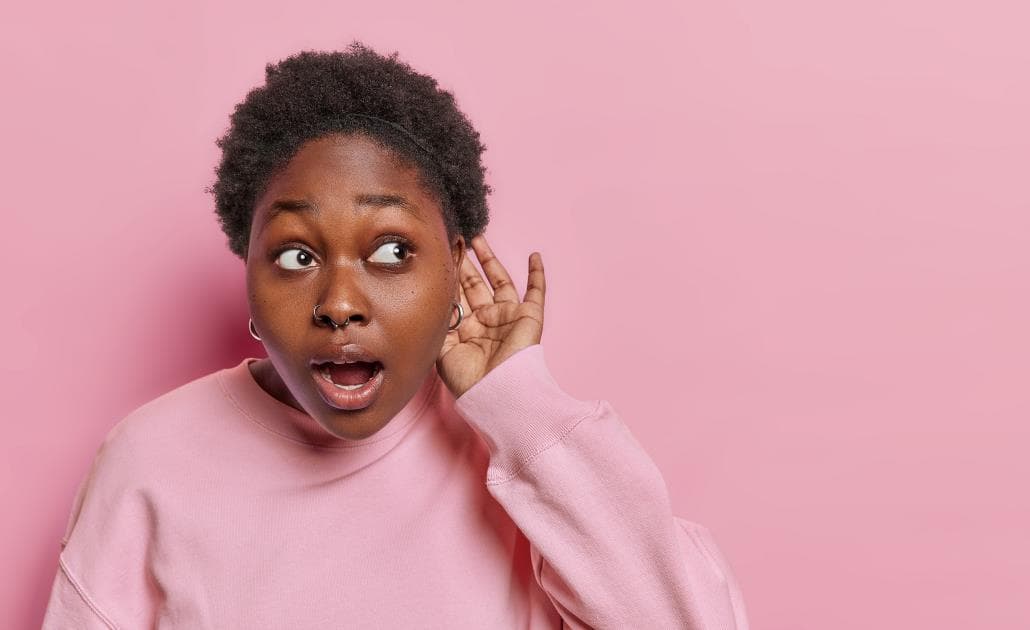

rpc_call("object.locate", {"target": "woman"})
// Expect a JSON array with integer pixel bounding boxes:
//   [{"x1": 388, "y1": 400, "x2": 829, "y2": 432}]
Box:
[{"x1": 42, "y1": 43, "x2": 748, "y2": 628}]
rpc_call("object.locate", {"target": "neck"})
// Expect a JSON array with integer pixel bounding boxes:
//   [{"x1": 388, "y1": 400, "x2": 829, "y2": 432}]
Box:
[{"x1": 248, "y1": 358, "x2": 306, "y2": 414}]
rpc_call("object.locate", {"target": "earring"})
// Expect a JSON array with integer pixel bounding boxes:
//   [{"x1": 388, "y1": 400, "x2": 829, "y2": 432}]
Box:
[
  {"x1": 447, "y1": 301, "x2": 464, "y2": 331},
  {"x1": 248, "y1": 318, "x2": 262, "y2": 341}
]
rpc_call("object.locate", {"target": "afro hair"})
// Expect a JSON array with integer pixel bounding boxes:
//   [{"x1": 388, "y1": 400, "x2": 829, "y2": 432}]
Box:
[{"x1": 207, "y1": 42, "x2": 491, "y2": 258}]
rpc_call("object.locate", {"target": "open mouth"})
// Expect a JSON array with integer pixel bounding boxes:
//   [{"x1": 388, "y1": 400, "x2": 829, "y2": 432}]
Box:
[
  {"x1": 311, "y1": 360, "x2": 385, "y2": 411},
  {"x1": 317, "y1": 361, "x2": 382, "y2": 389}
]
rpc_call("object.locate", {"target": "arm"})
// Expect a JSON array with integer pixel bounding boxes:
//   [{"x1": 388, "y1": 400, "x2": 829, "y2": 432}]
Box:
[
  {"x1": 41, "y1": 420, "x2": 161, "y2": 629},
  {"x1": 42, "y1": 557, "x2": 118, "y2": 630},
  {"x1": 454, "y1": 344, "x2": 749, "y2": 629}
]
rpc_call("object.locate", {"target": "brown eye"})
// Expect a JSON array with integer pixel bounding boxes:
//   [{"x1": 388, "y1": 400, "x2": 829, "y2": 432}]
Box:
[
  {"x1": 367, "y1": 241, "x2": 410, "y2": 264},
  {"x1": 275, "y1": 248, "x2": 315, "y2": 270}
]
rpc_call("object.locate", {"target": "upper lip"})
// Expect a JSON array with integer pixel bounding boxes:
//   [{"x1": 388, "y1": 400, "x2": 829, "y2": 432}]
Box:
[{"x1": 310, "y1": 343, "x2": 382, "y2": 366}]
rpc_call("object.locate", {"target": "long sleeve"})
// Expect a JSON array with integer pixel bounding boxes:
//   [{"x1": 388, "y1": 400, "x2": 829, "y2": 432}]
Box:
[
  {"x1": 42, "y1": 557, "x2": 118, "y2": 629},
  {"x1": 41, "y1": 418, "x2": 162, "y2": 629},
  {"x1": 453, "y1": 344, "x2": 749, "y2": 629}
]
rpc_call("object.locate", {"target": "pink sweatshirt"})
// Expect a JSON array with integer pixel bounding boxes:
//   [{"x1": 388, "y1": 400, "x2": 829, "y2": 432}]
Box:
[{"x1": 43, "y1": 344, "x2": 748, "y2": 629}]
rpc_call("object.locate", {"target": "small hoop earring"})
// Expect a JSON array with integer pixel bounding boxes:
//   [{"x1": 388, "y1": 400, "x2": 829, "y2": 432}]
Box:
[
  {"x1": 447, "y1": 301, "x2": 464, "y2": 331},
  {"x1": 248, "y1": 318, "x2": 262, "y2": 341}
]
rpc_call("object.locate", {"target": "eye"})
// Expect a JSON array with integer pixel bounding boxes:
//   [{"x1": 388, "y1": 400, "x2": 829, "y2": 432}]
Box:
[
  {"x1": 275, "y1": 248, "x2": 316, "y2": 270},
  {"x1": 368, "y1": 241, "x2": 411, "y2": 265}
]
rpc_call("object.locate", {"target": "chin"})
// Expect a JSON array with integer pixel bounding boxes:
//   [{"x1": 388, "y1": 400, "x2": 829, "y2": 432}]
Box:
[{"x1": 314, "y1": 407, "x2": 391, "y2": 441}]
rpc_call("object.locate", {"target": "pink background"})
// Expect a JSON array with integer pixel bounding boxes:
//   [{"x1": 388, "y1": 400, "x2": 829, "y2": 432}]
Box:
[{"x1": 3, "y1": 1, "x2": 1028, "y2": 628}]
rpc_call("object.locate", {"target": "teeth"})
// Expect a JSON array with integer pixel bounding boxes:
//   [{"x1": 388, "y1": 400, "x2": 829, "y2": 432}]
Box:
[{"x1": 334, "y1": 383, "x2": 365, "y2": 390}]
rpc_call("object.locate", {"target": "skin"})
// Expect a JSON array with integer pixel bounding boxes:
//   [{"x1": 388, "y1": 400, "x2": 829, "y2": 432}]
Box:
[{"x1": 245, "y1": 132, "x2": 546, "y2": 442}]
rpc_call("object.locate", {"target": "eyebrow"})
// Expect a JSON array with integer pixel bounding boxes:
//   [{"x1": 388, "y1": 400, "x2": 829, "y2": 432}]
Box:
[{"x1": 264, "y1": 194, "x2": 425, "y2": 223}]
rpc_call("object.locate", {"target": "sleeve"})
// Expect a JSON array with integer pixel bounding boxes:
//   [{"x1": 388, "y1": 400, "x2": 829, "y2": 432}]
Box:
[
  {"x1": 453, "y1": 344, "x2": 749, "y2": 630},
  {"x1": 41, "y1": 421, "x2": 162, "y2": 629},
  {"x1": 41, "y1": 557, "x2": 118, "y2": 630}
]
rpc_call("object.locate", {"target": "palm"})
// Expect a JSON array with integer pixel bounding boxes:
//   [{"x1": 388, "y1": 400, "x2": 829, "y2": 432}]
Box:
[{"x1": 437, "y1": 235, "x2": 546, "y2": 399}]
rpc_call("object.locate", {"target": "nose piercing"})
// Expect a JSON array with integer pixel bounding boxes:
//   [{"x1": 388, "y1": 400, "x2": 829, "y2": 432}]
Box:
[{"x1": 313, "y1": 304, "x2": 348, "y2": 330}]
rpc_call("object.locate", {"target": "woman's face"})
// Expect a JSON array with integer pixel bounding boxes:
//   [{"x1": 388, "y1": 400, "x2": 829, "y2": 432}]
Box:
[{"x1": 245, "y1": 132, "x2": 465, "y2": 441}]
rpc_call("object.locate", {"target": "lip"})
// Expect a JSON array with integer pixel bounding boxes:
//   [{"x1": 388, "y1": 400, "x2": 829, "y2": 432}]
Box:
[
  {"x1": 309, "y1": 343, "x2": 385, "y2": 411},
  {"x1": 311, "y1": 363, "x2": 384, "y2": 411},
  {"x1": 310, "y1": 343, "x2": 382, "y2": 366}
]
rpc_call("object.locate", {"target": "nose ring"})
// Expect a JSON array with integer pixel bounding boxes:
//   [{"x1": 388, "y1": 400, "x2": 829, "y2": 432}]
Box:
[{"x1": 313, "y1": 304, "x2": 348, "y2": 330}]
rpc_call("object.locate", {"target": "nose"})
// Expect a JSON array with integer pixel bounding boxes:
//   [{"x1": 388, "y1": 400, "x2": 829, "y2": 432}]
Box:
[{"x1": 313, "y1": 263, "x2": 371, "y2": 330}]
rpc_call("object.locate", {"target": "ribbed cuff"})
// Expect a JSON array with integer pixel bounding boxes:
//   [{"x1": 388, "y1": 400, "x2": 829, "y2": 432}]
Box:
[{"x1": 453, "y1": 344, "x2": 601, "y2": 484}]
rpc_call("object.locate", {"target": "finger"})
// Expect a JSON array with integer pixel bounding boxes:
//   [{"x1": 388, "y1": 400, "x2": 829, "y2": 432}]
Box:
[
  {"x1": 459, "y1": 253, "x2": 493, "y2": 311},
  {"x1": 523, "y1": 252, "x2": 545, "y2": 309},
  {"x1": 471, "y1": 235, "x2": 519, "y2": 304}
]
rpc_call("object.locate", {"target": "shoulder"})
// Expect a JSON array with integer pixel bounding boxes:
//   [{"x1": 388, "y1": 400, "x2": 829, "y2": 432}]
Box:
[
  {"x1": 59, "y1": 365, "x2": 238, "y2": 544},
  {"x1": 52, "y1": 368, "x2": 238, "y2": 627},
  {"x1": 91, "y1": 365, "x2": 235, "y2": 477}
]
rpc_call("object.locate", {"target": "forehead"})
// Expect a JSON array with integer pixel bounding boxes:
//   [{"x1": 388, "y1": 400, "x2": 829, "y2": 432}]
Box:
[{"x1": 254, "y1": 132, "x2": 442, "y2": 226}]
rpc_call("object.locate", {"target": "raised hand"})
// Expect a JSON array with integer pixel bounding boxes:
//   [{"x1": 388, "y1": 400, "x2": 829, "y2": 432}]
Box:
[{"x1": 436, "y1": 234, "x2": 546, "y2": 399}]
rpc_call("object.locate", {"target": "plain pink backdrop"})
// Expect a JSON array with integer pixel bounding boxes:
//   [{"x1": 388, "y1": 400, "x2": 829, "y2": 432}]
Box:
[{"x1": 3, "y1": 1, "x2": 1028, "y2": 628}]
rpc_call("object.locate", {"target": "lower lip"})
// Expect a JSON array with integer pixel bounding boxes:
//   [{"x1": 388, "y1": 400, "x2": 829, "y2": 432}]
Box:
[{"x1": 311, "y1": 365, "x2": 385, "y2": 411}]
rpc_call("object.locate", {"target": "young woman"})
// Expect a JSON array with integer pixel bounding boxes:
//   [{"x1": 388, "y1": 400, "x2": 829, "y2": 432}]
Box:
[{"x1": 43, "y1": 43, "x2": 749, "y2": 629}]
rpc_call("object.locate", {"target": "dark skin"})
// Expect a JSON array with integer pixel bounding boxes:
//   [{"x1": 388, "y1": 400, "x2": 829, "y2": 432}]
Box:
[{"x1": 245, "y1": 132, "x2": 546, "y2": 442}]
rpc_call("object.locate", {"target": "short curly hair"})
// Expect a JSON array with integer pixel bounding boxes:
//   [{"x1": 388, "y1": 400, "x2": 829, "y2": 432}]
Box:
[{"x1": 207, "y1": 42, "x2": 491, "y2": 258}]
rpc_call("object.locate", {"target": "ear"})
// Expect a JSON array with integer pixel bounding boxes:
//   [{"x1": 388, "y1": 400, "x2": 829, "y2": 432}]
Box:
[{"x1": 450, "y1": 233, "x2": 466, "y2": 298}]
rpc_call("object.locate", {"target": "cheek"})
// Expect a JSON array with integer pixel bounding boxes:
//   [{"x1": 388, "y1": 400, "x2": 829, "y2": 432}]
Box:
[
  {"x1": 246, "y1": 267, "x2": 277, "y2": 315},
  {"x1": 245, "y1": 267, "x2": 266, "y2": 315},
  {"x1": 382, "y1": 279, "x2": 447, "y2": 328},
  {"x1": 246, "y1": 267, "x2": 315, "y2": 339},
  {"x1": 381, "y1": 271, "x2": 453, "y2": 337}
]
